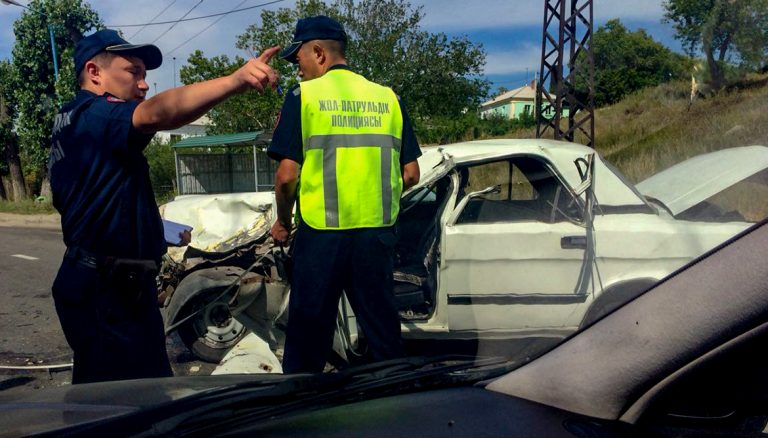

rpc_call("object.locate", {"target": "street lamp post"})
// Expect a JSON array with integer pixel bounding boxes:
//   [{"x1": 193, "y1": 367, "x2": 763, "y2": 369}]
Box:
[{"x1": 1, "y1": 0, "x2": 59, "y2": 80}]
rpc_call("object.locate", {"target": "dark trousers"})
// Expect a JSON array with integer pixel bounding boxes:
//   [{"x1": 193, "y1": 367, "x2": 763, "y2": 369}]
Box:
[
  {"x1": 52, "y1": 256, "x2": 172, "y2": 384},
  {"x1": 282, "y1": 223, "x2": 404, "y2": 373}
]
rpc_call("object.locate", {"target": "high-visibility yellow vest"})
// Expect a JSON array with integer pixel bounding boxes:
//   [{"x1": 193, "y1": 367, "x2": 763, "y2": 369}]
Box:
[{"x1": 299, "y1": 68, "x2": 403, "y2": 230}]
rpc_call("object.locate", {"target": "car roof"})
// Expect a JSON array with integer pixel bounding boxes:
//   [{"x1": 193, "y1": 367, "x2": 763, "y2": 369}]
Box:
[
  {"x1": 413, "y1": 139, "x2": 649, "y2": 208},
  {"x1": 420, "y1": 138, "x2": 595, "y2": 165},
  {"x1": 413, "y1": 139, "x2": 595, "y2": 193}
]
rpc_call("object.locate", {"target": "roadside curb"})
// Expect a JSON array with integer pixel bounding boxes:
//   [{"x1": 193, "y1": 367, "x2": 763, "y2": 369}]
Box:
[{"x1": 0, "y1": 213, "x2": 61, "y2": 230}]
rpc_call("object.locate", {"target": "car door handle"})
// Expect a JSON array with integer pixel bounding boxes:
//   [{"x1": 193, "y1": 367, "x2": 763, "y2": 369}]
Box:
[{"x1": 561, "y1": 235, "x2": 587, "y2": 249}]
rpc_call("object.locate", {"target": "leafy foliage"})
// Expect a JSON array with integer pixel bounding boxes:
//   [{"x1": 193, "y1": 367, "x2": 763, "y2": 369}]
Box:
[
  {"x1": 180, "y1": 51, "x2": 284, "y2": 134},
  {"x1": 663, "y1": 0, "x2": 768, "y2": 89},
  {"x1": 10, "y1": 0, "x2": 101, "y2": 191},
  {"x1": 576, "y1": 19, "x2": 687, "y2": 107},
  {"x1": 0, "y1": 60, "x2": 15, "y2": 176},
  {"x1": 143, "y1": 137, "x2": 177, "y2": 203},
  {"x1": 181, "y1": 0, "x2": 489, "y2": 142}
]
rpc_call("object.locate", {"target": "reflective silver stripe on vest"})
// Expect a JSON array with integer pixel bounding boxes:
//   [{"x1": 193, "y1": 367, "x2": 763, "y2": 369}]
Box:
[{"x1": 306, "y1": 134, "x2": 401, "y2": 228}]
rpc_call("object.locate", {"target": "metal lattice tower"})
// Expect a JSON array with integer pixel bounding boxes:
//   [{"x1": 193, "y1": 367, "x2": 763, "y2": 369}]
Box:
[{"x1": 536, "y1": 0, "x2": 595, "y2": 147}]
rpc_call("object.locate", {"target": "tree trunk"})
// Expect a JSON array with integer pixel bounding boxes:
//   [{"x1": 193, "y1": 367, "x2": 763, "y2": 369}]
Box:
[
  {"x1": 0, "y1": 175, "x2": 7, "y2": 201},
  {"x1": 5, "y1": 135, "x2": 28, "y2": 201},
  {"x1": 704, "y1": 46, "x2": 724, "y2": 91},
  {"x1": 1, "y1": 94, "x2": 28, "y2": 201},
  {"x1": 39, "y1": 173, "x2": 52, "y2": 202}
]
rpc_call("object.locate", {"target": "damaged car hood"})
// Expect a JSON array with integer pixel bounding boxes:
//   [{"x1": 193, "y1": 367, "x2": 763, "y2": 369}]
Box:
[
  {"x1": 636, "y1": 145, "x2": 768, "y2": 216},
  {"x1": 159, "y1": 192, "x2": 275, "y2": 260}
]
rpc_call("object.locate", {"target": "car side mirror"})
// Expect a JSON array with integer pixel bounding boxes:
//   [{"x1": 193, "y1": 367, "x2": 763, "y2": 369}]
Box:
[{"x1": 447, "y1": 185, "x2": 501, "y2": 226}]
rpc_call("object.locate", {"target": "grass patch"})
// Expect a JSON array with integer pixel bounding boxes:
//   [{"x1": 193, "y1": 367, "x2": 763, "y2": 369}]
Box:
[{"x1": 0, "y1": 199, "x2": 57, "y2": 214}]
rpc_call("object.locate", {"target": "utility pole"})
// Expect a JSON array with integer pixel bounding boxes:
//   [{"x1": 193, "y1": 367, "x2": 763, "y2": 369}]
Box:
[
  {"x1": 536, "y1": 0, "x2": 595, "y2": 147},
  {"x1": 173, "y1": 57, "x2": 177, "y2": 88}
]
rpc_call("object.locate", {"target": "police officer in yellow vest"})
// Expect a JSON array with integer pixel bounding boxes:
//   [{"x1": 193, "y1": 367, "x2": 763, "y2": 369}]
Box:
[{"x1": 268, "y1": 16, "x2": 421, "y2": 373}]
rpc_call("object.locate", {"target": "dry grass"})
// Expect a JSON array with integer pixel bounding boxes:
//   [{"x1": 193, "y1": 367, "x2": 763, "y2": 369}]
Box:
[{"x1": 596, "y1": 75, "x2": 768, "y2": 184}]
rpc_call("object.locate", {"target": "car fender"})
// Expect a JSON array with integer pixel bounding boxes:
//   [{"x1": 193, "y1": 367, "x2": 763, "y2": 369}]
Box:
[{"x1": 164, "y1": 266, "x2": 260, "y2": 334}]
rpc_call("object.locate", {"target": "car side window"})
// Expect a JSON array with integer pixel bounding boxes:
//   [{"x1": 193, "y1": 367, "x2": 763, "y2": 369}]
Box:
[{"x1": 456, "y1": 157, "x2": 582, "y2": 224}]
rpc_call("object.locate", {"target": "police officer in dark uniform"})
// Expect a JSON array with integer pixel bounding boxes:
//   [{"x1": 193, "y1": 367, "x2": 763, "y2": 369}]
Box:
[
  {"x1": 49, "y1": 29, "x2": 279, "y2": 384},
  {"x1": 268, "y1": 16, "x2": 421, "y2": 373}
]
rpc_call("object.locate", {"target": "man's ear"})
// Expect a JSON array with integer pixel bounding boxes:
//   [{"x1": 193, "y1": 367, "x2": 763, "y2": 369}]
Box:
[
  {"x1": 84, "y1": 60, "x2": 101, "y2": 85},
  {"x1": 312, "y1": 43, "x2": 326, "y2": 64}
]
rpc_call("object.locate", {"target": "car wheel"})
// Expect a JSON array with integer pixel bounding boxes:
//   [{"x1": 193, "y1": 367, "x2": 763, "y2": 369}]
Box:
[{"x1": 177, "y1": 288, "x2": 249, "y2": 363}]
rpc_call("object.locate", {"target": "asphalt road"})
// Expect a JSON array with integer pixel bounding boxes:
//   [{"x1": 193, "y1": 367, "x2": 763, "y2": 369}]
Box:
[
  {"x1": 0, "y1": 225, "x2": 211, "y2": 395},
  {"x1": 0, "y1": 226, "x2": 69, "y2": 364}
]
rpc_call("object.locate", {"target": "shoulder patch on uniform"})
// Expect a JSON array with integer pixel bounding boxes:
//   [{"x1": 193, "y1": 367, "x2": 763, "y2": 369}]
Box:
[
  {"x1": 292, "y1": 87, "x2": 301, "y2": 97},
  {"x1": 106, "y1": 96, "x2": 125, "y2": 103}
]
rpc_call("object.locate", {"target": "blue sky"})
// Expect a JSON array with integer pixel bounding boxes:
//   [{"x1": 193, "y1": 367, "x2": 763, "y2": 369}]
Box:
[{"x1": 0, "y1": 0, "x2": 683, "y2": 97}]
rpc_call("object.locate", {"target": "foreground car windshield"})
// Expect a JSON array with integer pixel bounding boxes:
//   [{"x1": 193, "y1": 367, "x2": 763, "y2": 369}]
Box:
[
  {"x1": 147, "y1": 0, "x2": 768, "y2": 373},
  {"x1": 155, "y1": 141, "x2": 767, "y2": 375},
  {"x1": 2, "y1": 0, "x2": 768, "y2": 419}
]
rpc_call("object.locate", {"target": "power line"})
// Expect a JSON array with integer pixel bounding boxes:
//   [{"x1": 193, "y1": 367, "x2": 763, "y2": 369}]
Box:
[
  {"x1": 166, "y1": 0, "x2": 250, "y2": 55},
  {"x1": 128, "y1": 0, "x2": 179, "y2": 40},
  {"x1": 107, "y1": 0, "x2": 285, "y2": 28},
  {"x1": 152, "y1": 0, "x2": 205, "y2": 44}
]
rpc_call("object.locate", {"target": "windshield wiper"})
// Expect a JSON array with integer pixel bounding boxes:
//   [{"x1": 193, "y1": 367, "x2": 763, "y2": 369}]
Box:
[
  {"x1": 167, "y1": 355, "x2": 515, "y2": 436},
  {"x1": 55, "y1": 355, "x2": 514, "y2": 437}
]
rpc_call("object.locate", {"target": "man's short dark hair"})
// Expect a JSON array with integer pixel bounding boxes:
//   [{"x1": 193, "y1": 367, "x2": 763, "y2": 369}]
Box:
[
  {"x1": 78, "y1": 52, "x2": 118, "y2": 86},
  {"x1": 319, "y1": 39, "x2": 347, "y2": 59}
]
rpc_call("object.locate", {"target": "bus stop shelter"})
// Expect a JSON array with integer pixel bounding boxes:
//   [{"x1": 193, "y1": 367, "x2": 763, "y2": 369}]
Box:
[{"x1": 172, "y1": 131, "x2": 277, "y2": 195}]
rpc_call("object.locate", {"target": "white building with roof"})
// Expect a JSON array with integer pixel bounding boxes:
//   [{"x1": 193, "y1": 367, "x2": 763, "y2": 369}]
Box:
[{"x1": 155, "y1": 114, "x2": 211, "y2": 143}]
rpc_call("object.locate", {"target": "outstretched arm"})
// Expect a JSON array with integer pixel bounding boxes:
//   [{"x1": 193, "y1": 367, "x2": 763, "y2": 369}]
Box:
[{"x1": 132, "y1": 47, "x2": 279, "y2": 133}]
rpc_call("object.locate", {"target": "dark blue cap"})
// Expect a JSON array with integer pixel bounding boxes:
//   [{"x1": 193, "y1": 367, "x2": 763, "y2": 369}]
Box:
[
  {"x1": 280, "y1": 15, "x2": 347, "y2": 64},
  {"x1": 75, "y1": 29, "x2": 162, "y2": 76}
]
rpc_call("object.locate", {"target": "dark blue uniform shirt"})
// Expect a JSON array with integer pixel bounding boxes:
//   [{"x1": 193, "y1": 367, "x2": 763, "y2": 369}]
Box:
[
  {"x1": 49, "y1": 90, "x2": 165, "y2": 260},
  {"x1": 268, "y1": 65, "x2": 422, "y2": 166}
]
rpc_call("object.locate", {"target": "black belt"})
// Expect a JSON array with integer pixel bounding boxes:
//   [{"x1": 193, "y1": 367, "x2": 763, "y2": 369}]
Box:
[
  {"x1": 64, "y1": 246, "x2": 113, "y2": 269},
  {"x1": 64, "y1": 247, "x2": 160, "y2": 273}
]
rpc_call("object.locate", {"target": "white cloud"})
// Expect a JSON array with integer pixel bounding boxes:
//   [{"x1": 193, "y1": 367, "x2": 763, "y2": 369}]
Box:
[
  {"x1": 418, "y1": 0, "x2": 666, "y2": 31},
  {"x1": 0, "y1": 0, "x2": 281, "y2": 92},
  {"x1": 0, "y1": 0, "x2": 671, "y2": 92},
  {"x1": 483, "y1": 43, "x2": 541, "y2": 75}
]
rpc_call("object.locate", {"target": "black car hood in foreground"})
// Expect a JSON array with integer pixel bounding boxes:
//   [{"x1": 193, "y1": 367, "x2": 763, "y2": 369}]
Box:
[
  {"x1": 0, "y1": 356, "x2": 516, "y2": 437},
  {"x1": 0, "y1": 374, "x2": 289, "y2": 436}
]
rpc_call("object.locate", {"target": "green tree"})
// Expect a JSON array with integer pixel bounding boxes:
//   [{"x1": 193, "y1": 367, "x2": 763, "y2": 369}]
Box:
[
  {"x1": 577, "y1": 19, "x2": 686, "y2": 107},
  {"x1": 179, "y1": 51, "x2": 283, "y2": 134},
  {"x1": 144, "y1": 137, "x2": 177, "y2": 203},
  {"x1": 10, "y1": 0, "x2": 101, "y2": 196},
  {"x1": 494, "y1": 86, "x2": 510, "y2": 96},
  {"x1": 179, "y1": 0, "x2": 329, "y2": 133},
  {"x1": 332, "y1": 0, "x2": 488, "y2": 120},
  {"x1": 664, "y1": 0, "x2": 768, "y2": 89},
  {"x1": 0, "y1": 59, "x2": 27, "y2": 201},
  {"x1": 183, "y1": 0, "x2": 488, "y2": 142}
]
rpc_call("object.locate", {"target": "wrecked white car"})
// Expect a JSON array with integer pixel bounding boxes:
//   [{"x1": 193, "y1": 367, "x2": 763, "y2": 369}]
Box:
[{"x1": 158, "y1": 139, "x2": 768, "y2": 366}]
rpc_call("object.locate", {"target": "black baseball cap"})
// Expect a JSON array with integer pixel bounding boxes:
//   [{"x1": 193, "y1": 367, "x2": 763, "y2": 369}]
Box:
[
  {"x1": 280, "y1": 15, "x2": 347, "y2": 64},
  {"x1": 75, "y1": 29, "x2": 162, "y2": 76}
]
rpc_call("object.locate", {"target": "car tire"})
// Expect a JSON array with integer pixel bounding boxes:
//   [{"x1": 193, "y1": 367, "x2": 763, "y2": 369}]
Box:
[{"x1": 176, "y1": 288, "x2": 249, "y2": 363}]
